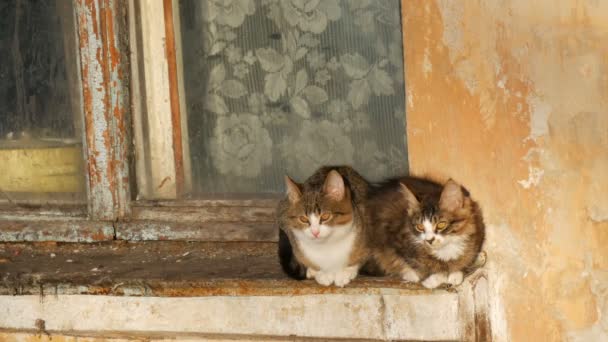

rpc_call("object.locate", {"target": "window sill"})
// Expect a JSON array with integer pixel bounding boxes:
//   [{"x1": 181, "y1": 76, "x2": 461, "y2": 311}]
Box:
[
  {"x1": 0, "y1": 240, "x2": 471, "y2": 297},
  {"x1": 0, "y1": 241, "x2": 488, "y2": 341}
]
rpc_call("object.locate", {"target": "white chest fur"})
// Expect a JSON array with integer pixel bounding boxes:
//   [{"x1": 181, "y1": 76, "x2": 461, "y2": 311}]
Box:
[
  {"x1": 293, "y1": 224, "x2": 356, "y2": 272},
  {"x1": 431, "y1": 235, "x2": 468, "y2": 261}
]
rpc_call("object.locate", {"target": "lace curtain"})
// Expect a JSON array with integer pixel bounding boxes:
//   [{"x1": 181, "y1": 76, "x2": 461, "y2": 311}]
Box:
[{"x1": 179, "y1": 0, "x2": 408, "y2": 194}]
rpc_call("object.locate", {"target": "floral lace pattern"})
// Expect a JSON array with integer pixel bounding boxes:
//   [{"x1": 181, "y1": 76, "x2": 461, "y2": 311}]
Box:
[{"x1": 180, "y1": 0, "x2": 408, "y2": 193}]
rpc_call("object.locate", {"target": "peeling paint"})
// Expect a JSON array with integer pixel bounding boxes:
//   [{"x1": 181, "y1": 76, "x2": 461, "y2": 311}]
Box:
[
  {"x1": 422, "y1": 48, "x2": 432, "y2": 77},
  {"x1": 76, "y1": 0, "x2": 131, "y2": 220},
  {"x1": 527, "y1": 96, "x2": 551, "y2": 141},
  {"x1": 402, "y1": 0, "x2": 608, "y2": 341},
  {"x1": 517, "y1": 166, "x2": 545, "y2": 189}
]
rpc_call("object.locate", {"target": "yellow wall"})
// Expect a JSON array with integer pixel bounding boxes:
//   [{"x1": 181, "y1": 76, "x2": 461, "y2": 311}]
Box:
[{"x1": 401, "y1": 1, "x2": 608, "y2": 340}]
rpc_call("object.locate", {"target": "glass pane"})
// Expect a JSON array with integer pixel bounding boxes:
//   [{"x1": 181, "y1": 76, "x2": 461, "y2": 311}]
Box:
[
  {"x1": 0, "y1": 0, "x2": 85, "y2": 203},
  {"x1": 178, "y1": 0, "x2": 407, "y2": 195}
]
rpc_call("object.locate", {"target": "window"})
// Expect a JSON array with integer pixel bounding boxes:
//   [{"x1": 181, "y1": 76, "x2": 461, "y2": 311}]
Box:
[
  {"x1": 0, "y1": 0, "x2": 409, "y2": 243},
  {"x1": 0, "y1": 0, "x2": 85, "y2": 204},
  {"x1": 132, "y1": 0, "x2": 408, "y2": 198}
]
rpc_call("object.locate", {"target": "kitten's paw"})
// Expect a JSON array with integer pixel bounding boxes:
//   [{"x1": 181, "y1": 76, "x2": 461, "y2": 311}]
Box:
[
  {"x1": 422, "y1": 273, "x2": 448, "y2": 289},
  {"x1": 314, "y1": 271, "x2": 334, "y2": 286},
  {"x1": 334, "y1": 267, "x2": 358, "y2": 287},
  {"x1": 401, "y1": 269, "x2": 421, "y2": 283},
  {"x1": 447, "y1": 271, "x2": 464, "y2": 286},
  {"x1": 306, "y1": 268, "x2": 318, "y2": 279}
]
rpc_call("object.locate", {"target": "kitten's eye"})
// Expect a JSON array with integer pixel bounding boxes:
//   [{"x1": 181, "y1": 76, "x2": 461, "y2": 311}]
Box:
[
  {"x1": 298, "y1": 216, "x2": 309, "y2": 224},
  {"x1": 415, "y1": 223, "x2": 425, "y2": 232},
  {"x1": 320, "y1": 212, "x2": 331, "y2": 221},
  {"x1": 436, "y1": 221, "x2": 448, "y2": 230}
]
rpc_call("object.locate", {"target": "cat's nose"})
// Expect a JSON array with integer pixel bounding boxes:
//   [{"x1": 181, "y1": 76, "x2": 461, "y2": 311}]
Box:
[
  {"x1": 425, "y1": 237, "x2": 435, "y2": 244},
  {"x1": 311, "y1": 230, "x2": 320, "y2": 237}
]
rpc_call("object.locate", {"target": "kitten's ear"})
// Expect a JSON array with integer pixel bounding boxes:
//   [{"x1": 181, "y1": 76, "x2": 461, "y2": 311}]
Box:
[
  {"x1": 399, "y1": 183, "x2": 420, "y2": 212},
  {"x1": 439, "y1": 179, "x2": 464, "y2": 211},
  {"x1": 323, "y1": 170, "x2": 345, "y2": 201},
  {"x1": 284, "y1": 175, "x2": 302, "y2": 203}
]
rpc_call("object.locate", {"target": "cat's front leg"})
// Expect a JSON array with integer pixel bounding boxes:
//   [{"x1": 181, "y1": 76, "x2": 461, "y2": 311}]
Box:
[
  {"x1": 421, "y1": 272, "x2": 448, "y2": 289},
  {"x1": 447, "y1": 271, "x2": 464, "y2": 286},
  {"x1": 334, "y1": 265, "x2": 359, "y2": 287},
  {"x1": 306, "y1": 267, "x2": 318, "y2": 279},
  {"x1": 400, "y1": 264, "x2": 421, "y2": 283},
  {"x1": 313, "y1": 270, "x2": 335, "y2": 286}
]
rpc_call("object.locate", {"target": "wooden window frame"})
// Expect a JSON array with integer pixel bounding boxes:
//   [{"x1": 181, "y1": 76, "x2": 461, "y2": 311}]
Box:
[{"x1": 0, "y1": 0, "x2": 412, "y2": 243}]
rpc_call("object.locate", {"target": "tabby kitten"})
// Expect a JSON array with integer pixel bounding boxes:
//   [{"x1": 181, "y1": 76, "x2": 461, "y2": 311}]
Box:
[
  {"x1": 277, "y1": 166, "x2": 370, "y2": 287},
  {"x1": 364, "y1": 177, "x2": 485, "y2": 289}
]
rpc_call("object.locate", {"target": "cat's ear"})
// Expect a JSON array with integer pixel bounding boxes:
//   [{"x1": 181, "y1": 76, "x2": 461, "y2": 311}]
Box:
[
  {"x1": 439, "y1": 179, "x2": 464, "y2": 211},
  {"x1": 284, "y1": 175, "x2": 302, "y2": 203},
  {"x1": 323, "y1": 170, "x2": 345, "y2": 201},
  {"x1": 399, "y1": 183, "x2": 420, "y2": 212}
]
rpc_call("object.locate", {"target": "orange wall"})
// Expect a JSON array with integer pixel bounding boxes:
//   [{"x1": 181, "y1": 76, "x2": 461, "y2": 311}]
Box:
[{"x1": 401, "y1": 1, "x2": 608, "y2": 341}]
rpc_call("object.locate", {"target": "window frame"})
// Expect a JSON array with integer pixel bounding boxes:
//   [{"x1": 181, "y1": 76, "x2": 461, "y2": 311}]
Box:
[
  {"x1": 0, "y1": 0, "x2": 408, "y2": 243},
  {"x1": 0, "y1": 0, "x2": 129, "y2": 241}
]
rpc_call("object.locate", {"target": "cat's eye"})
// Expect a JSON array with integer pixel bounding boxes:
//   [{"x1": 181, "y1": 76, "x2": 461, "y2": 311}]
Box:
[
  {"x1": 298, "y1": 216, "x2": 309, "y2": 224},
  {"x1": 320, "y1": 212, "x2": 331, "y2": 221},
  {"x1": 415, "y1": 224, "x2": 425, "y2": 232},
  {"x1": 436, "y1": 221, "x2": 448, "y2": 230}
]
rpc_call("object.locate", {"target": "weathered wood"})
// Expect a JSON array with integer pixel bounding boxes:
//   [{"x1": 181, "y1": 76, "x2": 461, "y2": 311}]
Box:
[
  {"x1": 132, "y1": 0, "x2": 177, "y2": 199},
  {"x1": 0, "y1": 220, "x2": 113, "y2": 242},
  {"x1": 75, "y1": 0, "x2": 131, "y2": 220},
  {"x1": 134, "y1": 196, "x2": 281, "y2": 208},
  {"x1": 116, "y1": 221, "x2": 277, "y2": 242},
  {"x1": 163, "y1": 0, "x2": 185, "y2": 197},
  {"x1": 0, "y1": 205, "x2": 86, "y2": 219},
  {"x1": 0, "y1": 241, "x2": 442, "y2": 296},
  {"x1": 131, "y1": 205, "x2": 275, "y2": 223},
  {"x1": 171, "y1": 0, "x2": 193, "y2": 194}
]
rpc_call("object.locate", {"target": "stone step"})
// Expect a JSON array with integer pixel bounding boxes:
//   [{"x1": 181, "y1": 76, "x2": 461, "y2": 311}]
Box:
[{"x1": 0, "y1": 241, "x2": 488, "y2": 341}]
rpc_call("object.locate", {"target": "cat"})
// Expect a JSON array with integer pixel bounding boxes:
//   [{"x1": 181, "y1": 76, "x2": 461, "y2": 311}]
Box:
[
  {"x1": 363, "y1": 176, "x2": 485, "y2": 289},
  {"x1": 277, "y1": 166, "x2": 370, "y2": 287}
]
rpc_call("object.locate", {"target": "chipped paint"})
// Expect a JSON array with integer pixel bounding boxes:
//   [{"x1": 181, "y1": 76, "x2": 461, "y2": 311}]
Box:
[
  {"x1": 75, "y1": 0, "x2": 131, "y2": 220},
  {"x1": 0, "y1": 221, "x2": 113, "y2": 242},
  {"x1": 422, "y1": 47, "x2": 432, "y2": 77},
  {"x1": 527, "y1": 96, "x2": 551, "y2": 141},
  {"x1": 402, "y1": 0, "x2": 608, "y2": 341},
  {"x1": 517, "y1": 166, "x2": 545, "y2": 189}
]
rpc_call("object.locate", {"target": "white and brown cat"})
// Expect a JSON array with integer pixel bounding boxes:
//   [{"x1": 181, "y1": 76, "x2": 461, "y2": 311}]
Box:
[
  {"x1": 277, "y1": 166, "x2": 370, "y2": 287},
  {"x1": 363, "y1": 176, "x2": 485, "y2": 288}
]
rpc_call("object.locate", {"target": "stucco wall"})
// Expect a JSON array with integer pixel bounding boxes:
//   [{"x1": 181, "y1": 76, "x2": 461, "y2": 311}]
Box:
[{"x1": 401, "y1": 1, "x2": 608, "y2": 341}]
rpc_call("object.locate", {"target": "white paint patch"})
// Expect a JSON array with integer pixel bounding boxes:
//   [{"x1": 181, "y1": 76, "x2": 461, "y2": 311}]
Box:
[
  {"x1": 406, "y1": 88, "x2": 414, "y2": 109},
  {"x1": 436, "y1": 0, "x2": 465, "y2": 60},
  {"x1": 422, "y1": 47, "x2": 433, "y2": 77},
  {"x1": 497, "y1": 76, "x2": 507, "y2": 90},
  {"x1": 517, "y1": 165, "x2": 544, "y2": 189},
  {"x1": 527, "y1": 96, "x2": 551, "y2": 141},
  {"x1": 431, "y1": 235, "x2": 468, "y2": 261}
]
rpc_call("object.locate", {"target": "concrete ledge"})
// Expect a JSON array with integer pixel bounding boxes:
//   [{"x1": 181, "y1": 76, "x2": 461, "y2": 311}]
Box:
[
  {"x1": 0, "y1": 242, "x2": 487, "y2": 341},
  {"x1": 0, "y1": 292, "x2": 460, "y2": 341}
]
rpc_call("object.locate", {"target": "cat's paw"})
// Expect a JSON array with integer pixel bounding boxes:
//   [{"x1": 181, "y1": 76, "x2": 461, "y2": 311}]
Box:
[
  {"x1": 314, "y1": 271, "x2": 335, "y2": 286},
  {"x1": 447, "y1": 271, "x2": 464, "y2": 286},
  {"x1": 401, "y1": 268, "x2": 421, "y2": 283},
  {"x1": 422, "y1": 273, "x2": 448, "y2": 289},
  {"x1": 306, "y1": 268, "x2": 318, "y2": 279},
  {"x1": 334, "y1": 267, "x2": 358, "y2": 287}
]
